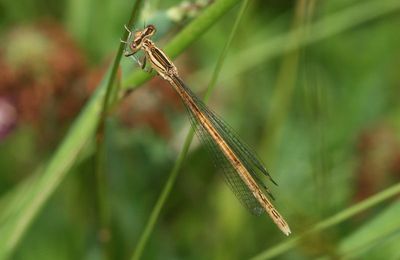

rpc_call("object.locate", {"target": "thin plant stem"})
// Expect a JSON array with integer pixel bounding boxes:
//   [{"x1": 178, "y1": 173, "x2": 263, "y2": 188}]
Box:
[
  {"x1": 250, "y1": 182, "x2": 400, "y2": 260},
  {"x1": 94, "y1": 0, "x2": 145, "y2": 257},
  {"x1": 0, "y1": 1, "x2": 242, "y2": 259},
  {"x1": 131, "y1": 129, "x2": 196, "y2": 260},
  {"x1": 131, "y1": 0, "x2": 251, "y2": 259}
]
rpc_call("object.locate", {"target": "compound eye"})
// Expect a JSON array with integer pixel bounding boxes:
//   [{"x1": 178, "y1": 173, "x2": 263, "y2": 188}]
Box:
[{"x1": 130, "y1": 42, "x2": 138, "y2": 51}]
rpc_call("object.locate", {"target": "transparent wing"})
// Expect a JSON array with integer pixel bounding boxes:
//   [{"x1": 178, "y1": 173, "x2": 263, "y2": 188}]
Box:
[{"x1": 174, "y1": 76, "x2": 276, "y2": 215}]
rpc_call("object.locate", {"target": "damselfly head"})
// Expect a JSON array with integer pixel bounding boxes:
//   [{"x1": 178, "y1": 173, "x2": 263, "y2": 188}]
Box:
[
  {"x1": 129, "y1": 25, "x2": 156, "y2": 53},
  {"x1": 129, "y1": 33, "x2": 144, "y2": 53},
  {"x1": 130, "y1": 37, "x2": 141, "y2": 51}
]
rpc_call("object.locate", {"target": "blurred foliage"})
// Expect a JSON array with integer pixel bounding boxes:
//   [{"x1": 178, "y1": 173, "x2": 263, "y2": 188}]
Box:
[{"x1": 0, "y1": 0, "x2": 400, "y2": 259}]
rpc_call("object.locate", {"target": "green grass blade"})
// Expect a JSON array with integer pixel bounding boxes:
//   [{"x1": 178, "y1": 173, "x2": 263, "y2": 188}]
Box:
[
  {"x1": 93, "y1": 0, "x2": 145, "y2": 255},
  {"x1": 0, "y1": 0, "x2": 241, "y2": 258},
  {"x1": 0, "y1": 73, "x2": 109, "y2": 259},
  {"x1": 338, "y1": 200, "x2": 400, "y2": 258},
  {"x1": 250, "y1": 182, "x2": 400, "y2": 260}
]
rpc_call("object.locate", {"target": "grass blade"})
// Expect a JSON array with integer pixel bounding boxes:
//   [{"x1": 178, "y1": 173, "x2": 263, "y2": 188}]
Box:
[
  {"x1": 0, "y1": 0, "x2": 241, "y2": 258},
  {"x1": 250, "y1": 182, "x2": 400, "y2": 260}
]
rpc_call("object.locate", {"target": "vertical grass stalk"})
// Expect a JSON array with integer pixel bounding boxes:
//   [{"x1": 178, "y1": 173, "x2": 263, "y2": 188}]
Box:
[{"x1": 94, "y1": 0, "x2": 145, "y2": 257}]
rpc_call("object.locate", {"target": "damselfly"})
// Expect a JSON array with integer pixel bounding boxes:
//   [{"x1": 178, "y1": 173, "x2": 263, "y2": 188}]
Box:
[{"x1": 121, "y1": 24, "x2": 291, "y2": 236}]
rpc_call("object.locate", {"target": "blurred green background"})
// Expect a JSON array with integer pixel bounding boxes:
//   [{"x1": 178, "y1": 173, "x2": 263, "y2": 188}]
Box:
[{"x1": 1, "y1": 0, "x2": 400, "y2": 259}]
